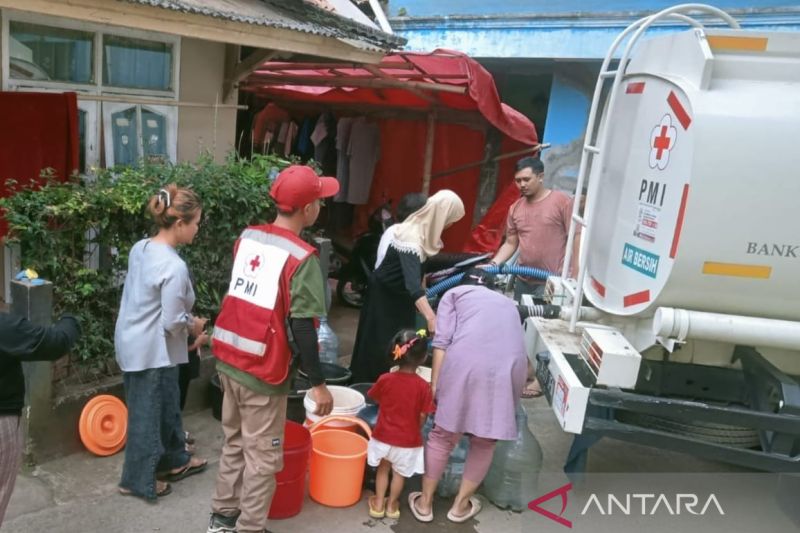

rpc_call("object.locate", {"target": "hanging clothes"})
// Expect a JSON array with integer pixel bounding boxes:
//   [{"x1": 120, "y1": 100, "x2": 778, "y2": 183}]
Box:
[
  {"x1": 318, "y1": 113, "x2": 339, "y2": 177},
  {"x1": 334, "y1": 117, "x2": 354, "y2": 202},
  {"x1": 311, "y1": 113, "x2": 330, "y2": 164},
  {"x1": 294, "y1": 117, "x2": 316, "y2": 159},
  {"x1": 277, "y1": 121, "x2": 298, "y2": 158},
  {"x1": 251, "y1": 103, "x2": 289, "y2": 154},
  {"x1": 346, "y1": 117, "x2": 381, "y2": 205},
  {"x1": 311, "y1": 114, "x2": 328, "y2": 147}
]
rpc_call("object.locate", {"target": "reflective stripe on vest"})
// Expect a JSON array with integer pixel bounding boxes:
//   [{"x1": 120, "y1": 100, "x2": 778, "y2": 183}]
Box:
[
  {"x1": 240, "y1": 228, "x2": 308, "y2": 260},
  {"x1": 212, "y1": 325, "x2": 267, "y2": 357}
]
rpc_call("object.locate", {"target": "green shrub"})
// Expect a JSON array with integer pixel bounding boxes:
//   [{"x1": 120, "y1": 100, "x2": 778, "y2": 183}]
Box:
[{"x1": 0, "y1": 152, "x2": 290, "y2": 377}]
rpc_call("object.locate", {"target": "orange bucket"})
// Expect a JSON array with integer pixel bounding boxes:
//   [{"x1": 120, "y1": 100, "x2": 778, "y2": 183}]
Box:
[
  {"x1": 79, "y1": 395, "x2": 127, "y2": 456},
  {"x1": 308, "y1": 415, "x2": 371, "y2": 508}
]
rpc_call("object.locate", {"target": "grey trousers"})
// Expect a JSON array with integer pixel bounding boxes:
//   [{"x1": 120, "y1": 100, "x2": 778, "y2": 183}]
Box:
[{"x1": 513, "y1": 277, "x2": 546, "y2": 302}]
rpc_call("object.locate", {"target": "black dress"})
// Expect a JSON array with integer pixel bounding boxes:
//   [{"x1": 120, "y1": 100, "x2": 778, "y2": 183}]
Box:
[{"x1": 349, "y1": 245, "x2": 425, "y2": 383}]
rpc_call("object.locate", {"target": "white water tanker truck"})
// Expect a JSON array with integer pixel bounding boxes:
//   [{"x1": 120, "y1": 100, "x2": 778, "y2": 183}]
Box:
[{"x1": 524, "y1": 4, "x2": 800, "y2": 472}]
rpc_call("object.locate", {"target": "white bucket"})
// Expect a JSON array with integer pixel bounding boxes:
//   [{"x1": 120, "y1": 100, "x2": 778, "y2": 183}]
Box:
[{"x1": 304, "y1": 385, "x2": 366, "y2": 427}]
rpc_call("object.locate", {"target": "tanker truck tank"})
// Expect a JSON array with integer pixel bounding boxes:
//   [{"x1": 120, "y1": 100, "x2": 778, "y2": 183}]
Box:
[{"x1": 580, "y1": 29, "x2": 800, "y2": 322}]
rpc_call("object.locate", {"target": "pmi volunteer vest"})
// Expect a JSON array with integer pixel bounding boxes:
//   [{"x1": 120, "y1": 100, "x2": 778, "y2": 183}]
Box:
[{"x1": 212, "y1": 224, "x2": 316, "y2": 385}]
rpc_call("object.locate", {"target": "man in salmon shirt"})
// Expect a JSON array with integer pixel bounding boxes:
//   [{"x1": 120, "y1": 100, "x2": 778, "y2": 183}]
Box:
[{"x1": 488, "y1": 157, "x2": 580, "y2": 398}]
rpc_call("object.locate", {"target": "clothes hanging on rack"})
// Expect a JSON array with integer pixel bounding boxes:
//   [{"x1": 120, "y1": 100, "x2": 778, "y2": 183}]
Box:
[
  {"x1": 277, "y1": 121, "x2": 298, "y2": 158},
  {"x1": 294, "y1": 117, "x2": 316, "y2": 159},
  {"x1": 335, "y1": 117, "x2": 355, "y2": 202},
  {"x1": 346, "y1": 117, "x2": 381, "y2": 205},
  {"x1": 251, "y1": 103, "x2": 289, "y2": 153},
  {"x1": 311, "y1": 114, "x2": 328, "y2": 147}
]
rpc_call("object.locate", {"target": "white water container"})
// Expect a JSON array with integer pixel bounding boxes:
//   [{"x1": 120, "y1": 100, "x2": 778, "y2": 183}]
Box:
[
  {"x1": 583, "y1": 29, "x2": 800, "y2": 321},
  {"x1": 304, "y1": 385, "x2": 365, "y2": 427}
]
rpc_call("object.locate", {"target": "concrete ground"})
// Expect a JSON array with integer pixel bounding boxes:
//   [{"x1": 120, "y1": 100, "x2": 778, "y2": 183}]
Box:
[{"x1": 2, "y1": 302, "x2": 751, "y2": 533}]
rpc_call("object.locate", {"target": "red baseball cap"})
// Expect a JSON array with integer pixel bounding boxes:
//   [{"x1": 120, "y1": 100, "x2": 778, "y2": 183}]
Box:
[{"x1": 270, "y1": 165, "x2": 340, "y2": 211}]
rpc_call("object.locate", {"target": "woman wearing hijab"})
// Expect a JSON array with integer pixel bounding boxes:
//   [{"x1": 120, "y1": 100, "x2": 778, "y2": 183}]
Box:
[{"x1": 349, "y1": 190, "x2": 465, "y2": 384}]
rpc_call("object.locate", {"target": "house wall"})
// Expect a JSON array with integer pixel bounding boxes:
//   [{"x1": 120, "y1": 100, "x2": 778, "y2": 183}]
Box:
[{"x1": 177, "y1": 38, "x2": 237, "y2": 163}]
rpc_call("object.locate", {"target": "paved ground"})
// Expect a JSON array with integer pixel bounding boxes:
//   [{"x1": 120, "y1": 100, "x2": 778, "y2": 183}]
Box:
[
  {"x1": 2, "y1": 303, "x2": 770, "y2": 533},
  {"x1": 3, "y1": 393, "x2": 759, "y2": 533}
]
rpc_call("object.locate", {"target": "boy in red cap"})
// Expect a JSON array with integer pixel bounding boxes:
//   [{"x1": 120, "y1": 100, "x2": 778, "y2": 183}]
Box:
[{"x1": 209, "y1": 166, "x2": 338, "y2": 533}]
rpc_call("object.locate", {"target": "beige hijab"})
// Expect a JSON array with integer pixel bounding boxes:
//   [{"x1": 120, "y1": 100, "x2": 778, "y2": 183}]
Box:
[{"x1": 391, "y1": 189, "x2": 465, "y2": 260}]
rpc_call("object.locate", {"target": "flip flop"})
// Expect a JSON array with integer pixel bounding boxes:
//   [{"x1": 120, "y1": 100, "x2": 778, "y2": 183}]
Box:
[
  {"x1": 158, "y1": 458, "x2": 207, "y2": 482},
  {"x1": 447, "y1": 496, "x2": 482, "y2": 523},
  {"x1": 118, "y1": 481, "x2": 172, "y2": 499},
  {"x1": 521, "y1": 382, "x2": 543, "y2": 399},
  {"x1": 408, "y1": 492, "x2": 433, "y2": 523},
  {"x1": 386, "y1": 505, "x2": 400, "y2": 520},
  {"x1": 368, "y1": 496, "x2": 385, "y2": 519}
]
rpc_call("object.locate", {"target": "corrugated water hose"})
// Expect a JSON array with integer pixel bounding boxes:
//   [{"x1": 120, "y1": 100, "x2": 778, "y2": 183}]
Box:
[{"x1": 426, "y1": 264, "x2": 555, "y2": 298}]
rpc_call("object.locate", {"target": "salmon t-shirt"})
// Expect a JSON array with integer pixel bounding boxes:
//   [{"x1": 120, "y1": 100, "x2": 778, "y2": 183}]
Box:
[{"x1": 506, "y1": 190, "x2": 575, "y2": 280}]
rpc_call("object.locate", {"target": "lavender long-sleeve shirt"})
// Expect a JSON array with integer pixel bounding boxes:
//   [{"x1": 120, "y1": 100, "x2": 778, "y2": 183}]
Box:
[
  {"x1": 114, "y1": 239, "x2": 194, "y2": 372},
  {"x1": 432, "y1": 285, "x2": 528, "y2": 440}
]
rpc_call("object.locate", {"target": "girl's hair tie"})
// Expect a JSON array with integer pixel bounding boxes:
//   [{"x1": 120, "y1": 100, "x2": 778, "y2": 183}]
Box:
[{"x1": 392, "y1": 330, "x2": 429, "y2": 360}]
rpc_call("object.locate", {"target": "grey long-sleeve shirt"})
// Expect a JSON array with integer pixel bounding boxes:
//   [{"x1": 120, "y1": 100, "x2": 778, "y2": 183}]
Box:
[{"x1": 114, "y1": 239, "x2": 194, "y2": 372}]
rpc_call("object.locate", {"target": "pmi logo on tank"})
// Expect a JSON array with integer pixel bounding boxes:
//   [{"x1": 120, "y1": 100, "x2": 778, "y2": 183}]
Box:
[{"x1": 746, "y1": 242, "x2": 800, "y2": 258}]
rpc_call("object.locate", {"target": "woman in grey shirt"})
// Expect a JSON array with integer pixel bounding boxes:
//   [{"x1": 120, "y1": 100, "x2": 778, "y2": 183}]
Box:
[{"x1": 115, "y1": 184, "x2": 208, "y2": 500}]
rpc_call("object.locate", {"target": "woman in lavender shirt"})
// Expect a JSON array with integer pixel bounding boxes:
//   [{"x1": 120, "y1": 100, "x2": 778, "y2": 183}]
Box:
[{"x1": 409, "y1": 268, "x2": 528, "y2": 523}]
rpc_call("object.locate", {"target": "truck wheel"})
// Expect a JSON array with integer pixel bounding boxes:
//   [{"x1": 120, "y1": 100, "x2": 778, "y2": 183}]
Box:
[{"x1": 616, "y1": 411, "x2": 760, "y2": 448}]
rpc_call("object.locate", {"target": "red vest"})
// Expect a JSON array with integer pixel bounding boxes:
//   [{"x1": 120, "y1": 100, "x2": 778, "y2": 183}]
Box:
[{"x1": 212, "y1": 224, "x2": 316, "y2": 385}]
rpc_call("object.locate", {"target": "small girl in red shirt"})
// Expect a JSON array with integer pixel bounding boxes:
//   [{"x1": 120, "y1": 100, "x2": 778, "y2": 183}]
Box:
[{"x1": 366, "y1": 328, "x2": 435, "y2": 519}]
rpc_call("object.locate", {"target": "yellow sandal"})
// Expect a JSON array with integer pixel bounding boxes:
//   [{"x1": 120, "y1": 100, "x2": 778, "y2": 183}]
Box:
[
  {"x1": 368, "y1": 496, "x2": 386, "y2": 519},
  {"x1": 386, "y1": 504, "x2": 400, "y2": 519}
]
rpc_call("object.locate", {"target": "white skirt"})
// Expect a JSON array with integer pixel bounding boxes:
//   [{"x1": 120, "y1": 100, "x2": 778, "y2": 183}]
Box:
[{"x1": 367, "y1": 437, "x2": 425, "y2": 478}]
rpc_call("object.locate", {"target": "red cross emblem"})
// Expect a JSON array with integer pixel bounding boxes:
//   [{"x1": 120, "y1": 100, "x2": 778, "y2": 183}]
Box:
[
  {"x1": 649, "y1": 115, "x2": 677, "y2": 170},
  {"x1": 653, "y1": 126, "x2": 671, "y2": 159},
  {"x1": 243, "y1": 253, "x2": 263, "y2": 278}
]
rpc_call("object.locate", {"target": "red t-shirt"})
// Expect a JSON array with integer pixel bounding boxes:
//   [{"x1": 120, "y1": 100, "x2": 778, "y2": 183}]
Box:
[{"x1": 368, "y1": 371, "x2": 435, "y2": 448}]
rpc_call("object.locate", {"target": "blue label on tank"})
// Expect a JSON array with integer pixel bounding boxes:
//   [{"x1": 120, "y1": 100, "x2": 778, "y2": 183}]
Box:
[{"x1": 621, "y1": 243, "x2": 660, "y2": 278}]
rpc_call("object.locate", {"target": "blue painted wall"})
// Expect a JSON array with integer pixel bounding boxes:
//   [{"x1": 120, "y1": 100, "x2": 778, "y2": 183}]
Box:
[
  {"x1": 390, "y1": 1, "x2": 800, "y2": 17},
  {"x1": 391, "y1": 2, "x2": 800, "y2": 58},
  {"x1": 540, "y1": 71, "x2": 597, "y2": 191},
  {"x1": 544, "y1": 77, "x2": 590, "y2": 148}
]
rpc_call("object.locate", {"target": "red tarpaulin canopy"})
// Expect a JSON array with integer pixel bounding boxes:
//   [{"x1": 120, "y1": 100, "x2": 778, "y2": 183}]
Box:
[{"x1": 242, "y1": 49, "x2": 539, "y2": 251}]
